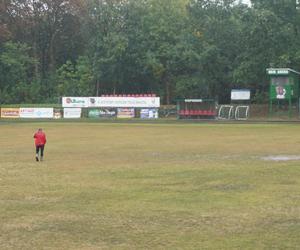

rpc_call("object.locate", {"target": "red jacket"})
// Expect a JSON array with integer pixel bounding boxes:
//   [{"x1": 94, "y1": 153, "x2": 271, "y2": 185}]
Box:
[{"x1": 34, "y1": 131, "x2": 46, "y2": 146}]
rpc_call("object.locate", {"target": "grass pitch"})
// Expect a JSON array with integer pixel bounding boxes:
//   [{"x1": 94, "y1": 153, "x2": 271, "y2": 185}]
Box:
[{"x1": 1, "y1": 121, "x2": 300, "y2": 249}]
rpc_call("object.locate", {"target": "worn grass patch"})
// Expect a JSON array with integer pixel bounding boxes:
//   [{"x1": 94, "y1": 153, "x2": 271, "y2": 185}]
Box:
[{"x1": 1, "y1": 122, "x2": 300, "y2": 249}]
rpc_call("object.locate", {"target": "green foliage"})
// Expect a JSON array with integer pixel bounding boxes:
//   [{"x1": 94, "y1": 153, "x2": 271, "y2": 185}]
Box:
[
  {"x1": 2, "y1": 0, "x2": 300, "y2": 104},
  {"x1": 57, "y1": 57, "x2": 93, "y2": 96},
  {"x1": 175, "y1": 75, "x2": 210, "y2": 99},
  {"x1": 0, "y1": 42, "x2": 38, "y2": 103}
]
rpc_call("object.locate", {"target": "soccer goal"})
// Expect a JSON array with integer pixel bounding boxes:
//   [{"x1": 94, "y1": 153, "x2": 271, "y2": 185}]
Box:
[
  {"x1": 218, "y1": 105, "x2": 234, "y2": 120},
  {"x1": 235, "y1": 105, "x2": 249, "y2": 120}
]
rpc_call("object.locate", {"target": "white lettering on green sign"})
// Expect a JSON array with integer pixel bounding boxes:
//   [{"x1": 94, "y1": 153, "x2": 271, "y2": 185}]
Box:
[
  {"x1": 277, "y1": 70, "x2": 288, "y2": 74},
  {"x1": 267, "y1": 69, "x2": 289, "y2": 75}
]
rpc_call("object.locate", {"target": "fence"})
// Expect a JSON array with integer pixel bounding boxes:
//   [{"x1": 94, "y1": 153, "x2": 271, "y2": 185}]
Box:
[
  {"x1": 0, "y1": 107, "x2": 161, "y2": 119},
  {"x1": 1, "y1": 104, "x2": 300, "y2": 120}
]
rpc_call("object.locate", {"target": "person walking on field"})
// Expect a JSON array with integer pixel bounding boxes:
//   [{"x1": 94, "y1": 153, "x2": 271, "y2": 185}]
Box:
[{"x1": 33, "y1": 128, "x2": 46, "y2": 162}]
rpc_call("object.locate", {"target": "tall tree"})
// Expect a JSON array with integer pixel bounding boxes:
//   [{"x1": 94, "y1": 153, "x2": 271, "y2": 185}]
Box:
[
  {"x1": 188, "y1": 0, "x2": 243, "y2": 102},
  {"x1": 4, "y1": 0, "x2": 85, "y2": 76},
  {"x1": 0, "y1": 42, "x2": 37, "y2": 103},
  {"x1": 0, "y1": 0, "x2": 12, "y2": 43},
  {"x1": 86, "y1": 0, "x2": 129, "y2": 96}
]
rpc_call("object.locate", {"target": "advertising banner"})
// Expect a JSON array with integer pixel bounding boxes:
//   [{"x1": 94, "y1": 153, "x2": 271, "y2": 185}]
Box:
[
  {"x1": 231, "y1": 89, "x2": 251, "y2": 100},
  {"x1": 1, "y1": 108, "x2": 20, "y2": 118},
  {"x1": 62, "y1": 97, "x2": 88, "y2": 107},
  {"x1": 117, "y1": 108, "x2": 135, "y2": 118},
  {"x1": 140, "y1": 109, "x2": 159, "y2": 119},
  {"x1": 20, "y1": 108, "x2": 53, "y2": 118},
  {"x1": 63, "y1": 108, "x2": 82, "y2": 118},
  {"x1": 88, "y1": 97, "x2": 160, "y2": 108},
  {"x1": 88, "y1": 108, "x2": 117, "y2": 118}
]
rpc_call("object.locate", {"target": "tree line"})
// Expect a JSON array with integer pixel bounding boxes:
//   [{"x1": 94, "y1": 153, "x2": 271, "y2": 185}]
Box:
[{"x1": 1, "y1": 0, "x2": 300, "y2": 104}]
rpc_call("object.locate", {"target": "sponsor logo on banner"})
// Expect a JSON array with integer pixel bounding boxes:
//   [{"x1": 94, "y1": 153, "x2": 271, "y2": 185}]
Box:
[
  {"x1": 20, "y1": 108, "x2": 54, "y2": 118},
  {"x1": 117, "y1": 108, "x2": 135, "y2": 118},
  {"x1": 54, "y1": 109, "x2": 62, "y2": 119},
  {"x1": 63, "y1": 108, "x2": 82, "y2": 118},
  {"x1": 89, "y1": 98, "x2": 97, "y2": 107},
  {"x1": 62, "y1": 97, "x2": 88, "y2": 107},
  {"x1": 1, "y1": 108, "x2": 20, "y2": 118},
  {"x1": 140, "y1": 109, "x2": 159, "y2": 119},
  {"x1": 88, "y1": 108, "x2": 117, "y2": 118},
  {"x1": 88, "y1": 97, "x2": 160, "y2": 108}
]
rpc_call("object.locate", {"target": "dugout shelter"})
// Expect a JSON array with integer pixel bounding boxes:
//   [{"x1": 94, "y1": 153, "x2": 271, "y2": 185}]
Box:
[{"x1": 177, "y1": 99, "x2": 217, "y2": 119}]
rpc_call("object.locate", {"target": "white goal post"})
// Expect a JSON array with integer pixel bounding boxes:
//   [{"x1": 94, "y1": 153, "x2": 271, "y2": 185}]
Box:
[
  {"x1": 235, "y1": 105, "x2": 249, "y2": 120},
  {"x1": 218, "y1": 105, "x2": 250, "y2": 120},
  {"x1": 218, "y1": 105, "x2": 234, "y2": 120}
]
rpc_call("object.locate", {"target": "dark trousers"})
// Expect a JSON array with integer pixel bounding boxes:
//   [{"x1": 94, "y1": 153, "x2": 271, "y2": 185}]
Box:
[{"x1": 36, "y1": 145, "x2": 45, "y2": 157}]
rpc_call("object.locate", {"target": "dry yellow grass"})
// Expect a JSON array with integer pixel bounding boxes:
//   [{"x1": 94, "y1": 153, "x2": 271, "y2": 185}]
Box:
[{"x1": 0, "y1": 121, "x2": 300, "y2": 249}]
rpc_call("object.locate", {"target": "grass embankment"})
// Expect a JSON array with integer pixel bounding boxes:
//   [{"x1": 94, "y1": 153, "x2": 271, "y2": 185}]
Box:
[{"x1": 1, "y1": 122, "x2": 300, "y2": 249}]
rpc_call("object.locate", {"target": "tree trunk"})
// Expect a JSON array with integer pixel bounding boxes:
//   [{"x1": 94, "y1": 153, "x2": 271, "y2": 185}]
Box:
[
  {"x1": 164, "y1": 75, "x2": 171, "y2": 105},
  {"x1": 96, "y1": 80, "x2": 100, "y2": 96},
  {"x1": 33, "y1": 41, "x2": 39, "y2": 78},
  {"x1": 48, "y1": 30, "x2": 59, "y2": 73}
]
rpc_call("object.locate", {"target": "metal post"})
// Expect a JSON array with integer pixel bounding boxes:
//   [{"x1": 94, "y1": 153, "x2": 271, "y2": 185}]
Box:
[
  {"x1": 269, "y1": 98, "x2": 272, "y2": 118},
  {"x1": 289, "y1": 97, "x2": 292, "y2": 119}
]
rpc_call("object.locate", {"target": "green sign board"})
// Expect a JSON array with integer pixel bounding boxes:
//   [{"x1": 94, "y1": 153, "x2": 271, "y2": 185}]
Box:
[
  {"x1": 267, "y1": 68, "x2": 300, "y2": 100},
  {"x1": 267, "y1": 68, "x2": 300, "y2": 118},
  {"x1": 88, "y1": 108, "x2": 117, "y2": 118}
]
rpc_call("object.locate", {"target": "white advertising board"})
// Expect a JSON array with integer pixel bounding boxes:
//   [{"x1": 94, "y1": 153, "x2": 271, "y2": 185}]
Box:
[
  {"x1": 62, "y1": 97, "x2": 89, "y2": 107},
  {"x1": 231, "y1": 89, "x2": 251, "y2": 100},
  {"x1": 20, "y1": 108, "x2": 54, "y2": 118},
  {"x1": 63, "y1": 108, "x2": 82, "y2": 118},
  {"x1": 88, "y1": 97, "x2": 160, "y2": 108}
]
